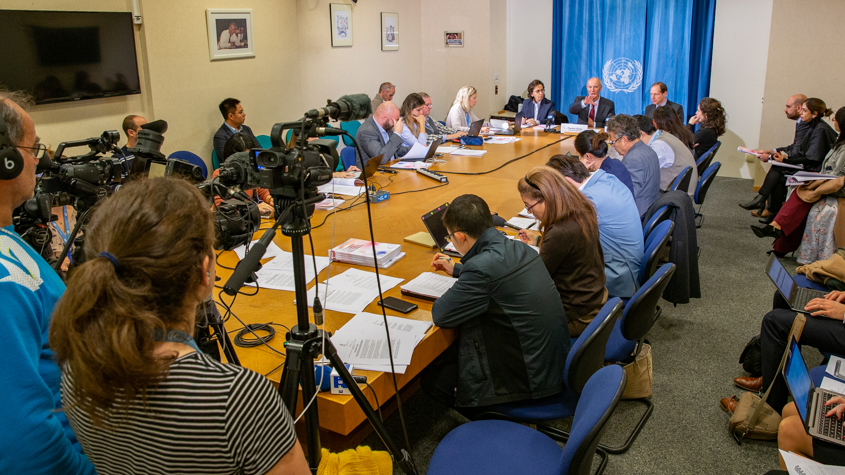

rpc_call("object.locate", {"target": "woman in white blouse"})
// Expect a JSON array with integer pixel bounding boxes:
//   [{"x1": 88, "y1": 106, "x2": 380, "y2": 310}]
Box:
[
  {"x1": 445, "y1": 86, "x2": 488, "y2": 134},
  {"x1": 397, "y1": 93, "x2": 428, "y2": 147}
]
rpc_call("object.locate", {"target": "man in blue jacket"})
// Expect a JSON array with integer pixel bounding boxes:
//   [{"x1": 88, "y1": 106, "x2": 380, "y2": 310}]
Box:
[
  {"x1": 0, "y1": 91, "x2": 95, "y2": 474},
  {"x1": 423, "y1": 194, "x2": 570, "y2": 415}
]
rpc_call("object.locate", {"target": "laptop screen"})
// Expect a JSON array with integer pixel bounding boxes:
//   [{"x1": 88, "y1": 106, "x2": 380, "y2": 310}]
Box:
[
  {"x1": 784, "y1": 339, "x2": 811, "y2": 423},
  {"x1": 422, "y1": 203, "x2": 450, "y2": 251},
  {"x1": 768, "y1": 256, "x2": 795, "y2": 301}
]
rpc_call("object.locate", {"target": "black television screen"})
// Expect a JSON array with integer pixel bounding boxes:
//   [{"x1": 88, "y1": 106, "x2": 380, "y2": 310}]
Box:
[{"x1": 0, "y1": 10, "x2": 141, "y2": 105}]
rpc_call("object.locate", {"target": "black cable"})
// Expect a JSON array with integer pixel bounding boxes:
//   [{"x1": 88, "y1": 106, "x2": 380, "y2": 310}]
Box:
[
  {"x1": 363, "y1": 381, "x2": 384, "y2": 422},
  {"x1": 216, "y1": 290, "x2": 287, "y2": 358},
  {"x1": 234, "y1": 323, "x2": 276, "y2": 347},
  {"x1": 391, "y1": 182, "x2": 449, "y2": 196},
  {"x1": 437, "y1": 136, "x2": 570, "y2": 176}
]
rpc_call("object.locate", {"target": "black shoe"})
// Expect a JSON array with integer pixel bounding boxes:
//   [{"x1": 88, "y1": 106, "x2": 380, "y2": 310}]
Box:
[
  {"x1": 739, "y1": 194, "x2": 766, "y2": 211},
  {"x1": 759, "y1": 214, "x2": 775, "y2": 224},
  {"x1": 751, "y1": 224, "x2": 783, "y2": 239}
]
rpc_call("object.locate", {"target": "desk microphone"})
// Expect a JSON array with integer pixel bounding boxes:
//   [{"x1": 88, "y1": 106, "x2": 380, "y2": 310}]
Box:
[
  {"x1": 544, "y1": 115, "x2": 554, "y2": 132},
  {"x1": 492, "y1": 213, "x2": 521, "y2": 231}
]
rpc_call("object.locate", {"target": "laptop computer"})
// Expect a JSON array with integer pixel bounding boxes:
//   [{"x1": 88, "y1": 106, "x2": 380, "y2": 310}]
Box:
[
  {"x1": 362, "y1": 154, "x2": 384, "y2": 179},
  {"x1": 782, "y1": 338, "x2": 845, "y2": 447},
  {"x1": 496, "y1": 116, "x2": 522, "y2": 136},
  {"x1": 399, "y1": 138, "x2": 442, "y2": 162},
  {"x1": 421, "y1": 202, "x2": 461, "y2": 258},
  {"x1": 468, "y1": 119, "x2": 484, "y2": 136},
  {"x1": 766, "y1": 254, "x2": 826, "y2": 313}
]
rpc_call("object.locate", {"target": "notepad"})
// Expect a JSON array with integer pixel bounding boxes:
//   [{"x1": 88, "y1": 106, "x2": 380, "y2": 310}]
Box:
[
  {"x1": 400, "y1": 272, "x2": 458, "y2": 300},
  {"x1": 404, "y1": 232, "x2": 437, "y2": 248}
]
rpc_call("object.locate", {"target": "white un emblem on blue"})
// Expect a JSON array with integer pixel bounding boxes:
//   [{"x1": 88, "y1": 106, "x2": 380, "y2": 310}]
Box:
[{"x1": 602, "y1": 58, "x2": 643, "y2": 93}]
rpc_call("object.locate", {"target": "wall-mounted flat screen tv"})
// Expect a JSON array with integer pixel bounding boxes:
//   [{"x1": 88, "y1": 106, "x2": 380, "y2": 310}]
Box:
[{"x1": 0, "y1": 10, "x2": 141, "y2": 105}]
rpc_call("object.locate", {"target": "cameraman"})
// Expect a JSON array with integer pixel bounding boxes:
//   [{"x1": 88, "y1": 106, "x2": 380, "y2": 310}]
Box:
[
  {"x1": 113, "y1": 114, "x2": 147, "y2": 179},
  {"x1": 0, "y1": 91, "x2": 95, "y2": 474},
  {"x1": 213, "y1": 132, "x2": 274, "y2": 217}
]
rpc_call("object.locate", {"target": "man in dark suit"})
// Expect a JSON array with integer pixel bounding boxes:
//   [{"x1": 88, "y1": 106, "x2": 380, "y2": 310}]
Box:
[
  {"x1": 569, "y1": 77, "x2": 615, "y2": 127},
  {"x1": 644, "y1": 82, "x2": 684, "y2": 121},
  {"x1": 213, "y1": 98, "x2": 257, "y2": 163},
  {"x1": 355, "y1": 101, "x2": 410, "y2": 166}
]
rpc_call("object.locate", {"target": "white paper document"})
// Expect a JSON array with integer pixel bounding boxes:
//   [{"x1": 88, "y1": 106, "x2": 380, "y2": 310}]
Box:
[
  {"x1": 486, "y1": 137, "x2": 521, "y2": 144},
  {"x1": 489, "y1": 119, "x2": 510, "y2": 130},
  {"x1": 436, "y1": 145, "x2": 460, "y2": 153},
  {"x1": 507, "y1": 217, "x2": 539, "y2": 229},
  {"x1": 399, "y1": 141, "x2": 431, "y2": 160},
  {"x1": 317, "y1": 183, "x2": 365, "y2": 196},
  {"x1": 232, "y1": 240, "x2": 285, "y2": 260},
  {"x1": 506, "y1": 235, "x2": 540, "y2": 253},
  {"x1": 821, "y1": 377, "x2": 845, "y2": 395},
  {"x1": 825, "y1": 355, "x2": 845, "y2": 380},
  {"x1": 780, "y1": 450, "x2": 845, "y2": 475},
  {"x1": 389, "y1": 161, "x2": 432, "y2": 169},
  {"x1": 401, "y1": 272, "x2": 457, "y2": 299},
  {"x1": 450, "y1": 149, "x2": 487, "y2": 157},
  {"x1": 315, "y1": 198, "x2": 345, "y2": 210},
  {"x1": 518, "y1": 208, "x2": 536, "y2": 219},
  {"x1": 331, "y1": 312, "x2": 431, "y2": 369},
  {"x1": 246, "y1": 251, "x2": 330, "y2": 291},
  {"x1": 770, "y1": 161, "x2": 803, "y2": 170},
  {"x1": 305, "y1": 268, "x2": 404, "y2": 314}
]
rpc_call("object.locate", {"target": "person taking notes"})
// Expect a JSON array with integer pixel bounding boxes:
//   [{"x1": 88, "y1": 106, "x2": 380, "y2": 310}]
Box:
[{"x1": 445, "y1": 86, "x2": 489, "y2": 134}]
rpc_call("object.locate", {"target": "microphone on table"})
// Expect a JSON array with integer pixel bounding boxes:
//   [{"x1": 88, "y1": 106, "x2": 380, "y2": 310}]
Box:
[
  {"x1": 492, "y1": 213, "x2": 521, "y2": 231},
  {"x1": 543, "y1": 114, "x2": 555, "y2": 132}
]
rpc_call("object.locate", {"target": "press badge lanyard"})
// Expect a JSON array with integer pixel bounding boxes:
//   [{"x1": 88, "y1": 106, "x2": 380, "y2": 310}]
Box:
[{"x1": 154, "y1": 328, "x2": 201, "y2": 353}]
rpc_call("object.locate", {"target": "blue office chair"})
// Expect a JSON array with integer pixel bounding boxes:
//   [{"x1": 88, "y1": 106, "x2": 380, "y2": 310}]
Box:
[
  {"x1": 340, "y1": 147, "x2": 358, "y2": 170},
  {"x1": 694, "y1": 161, "x2": 721, "y2": 228},
  {"x1": 256, "y1": 134, "x2": 272, "y2": 149},
  {"x1": 211, "y1": 149, "x2": 220, "y2": 171},
  {"x1": 427, "y1": 365, "x2": 627, "y2": 475},
  {"x1": 668, "y1": 166, "x2": 693, "y2": 193},
  {"x1": 640, "y1": 221, "x2": 674, "y2": 286},
  {"x1": 602, "y1": 263, "x2": 676, "y2": 454},
  {"x1": 168, "y1": 151, "x2": 208, "y2": 179},
  {"x1": 696, "y1": 141, "x2": 721, "y2": 177},
  {"x1": 339, "y1": 121, "x2": 362, "y2": 146},
  {"x1": 642, "y1": 205, "x2": 671, "y2": 240}
]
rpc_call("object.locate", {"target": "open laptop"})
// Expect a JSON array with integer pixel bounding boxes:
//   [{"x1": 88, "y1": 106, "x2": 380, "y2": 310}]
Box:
[
  {"x1": 766, "y1": 254, "x2": 826, "y2": 313},
  {"x1": 496, "y1": 116, "x2": 522, "y2": 136},
  {"x1": 362, "y1": 154, "x2": 384, "y2": 179},
  {"x1": 399, "y1": 138, "x2": 442, "y2": 162},
  {"x1": 421, "y1": 202, "x2": 461, "y2": 258},
  {"x1": 782, "y1": 338, "x2": 845, "y2": 447}
]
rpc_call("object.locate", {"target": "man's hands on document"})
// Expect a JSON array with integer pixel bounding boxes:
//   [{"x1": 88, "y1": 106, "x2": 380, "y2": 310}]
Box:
[{"x1": 431, "y1": 253, "x2": 455, "y2": 276}]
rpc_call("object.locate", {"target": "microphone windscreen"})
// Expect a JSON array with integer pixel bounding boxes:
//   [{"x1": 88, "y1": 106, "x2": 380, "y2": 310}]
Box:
[
  {"x1": 141, "y1": 119, "x2": 168, "y2": 134},
  {"x1": 226, "y1": 152, "x2": 262, "y2": 189},
  {"x1": 491, "y1": 214, "x2": 507, "y2": 227},
  {"x1": 337, "y1": 94, "x2": 372, "y2": 121}
]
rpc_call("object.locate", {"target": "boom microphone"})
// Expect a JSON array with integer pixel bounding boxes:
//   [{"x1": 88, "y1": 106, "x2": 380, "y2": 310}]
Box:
[
  {"x1": 492, "y1": 213, "x2": 521, "y2": 231},
  {"x1": 304, "y1": 94, "x2": 373, "y2": 122}
]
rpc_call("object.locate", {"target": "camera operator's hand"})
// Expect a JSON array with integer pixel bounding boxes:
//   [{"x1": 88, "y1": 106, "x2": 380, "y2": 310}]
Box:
[{"x1": 258, "y1": 202, "x2": 274, "y2": 218}]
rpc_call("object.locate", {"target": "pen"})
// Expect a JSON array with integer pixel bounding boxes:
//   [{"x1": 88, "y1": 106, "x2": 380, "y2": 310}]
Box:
[{"x1": 436, "y1": 256, "x2": 452, "y2": 262}]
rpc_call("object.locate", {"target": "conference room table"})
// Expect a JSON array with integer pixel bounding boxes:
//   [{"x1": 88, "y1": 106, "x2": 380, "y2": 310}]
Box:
[{"x1": 213, "y1": 125, "x2": 581, "y2": 450}]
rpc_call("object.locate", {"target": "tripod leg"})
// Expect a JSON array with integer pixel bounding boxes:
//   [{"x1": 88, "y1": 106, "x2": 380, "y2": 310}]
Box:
[
  {"x1": 322, "y1": 336, "x2": 417, "y2": 474},
  {"x1": 209, "y1": 321, "x2": 241, "y2": 366},
  {"x1": 279, "y1": 342, "x2": 302, "y2": 415}
]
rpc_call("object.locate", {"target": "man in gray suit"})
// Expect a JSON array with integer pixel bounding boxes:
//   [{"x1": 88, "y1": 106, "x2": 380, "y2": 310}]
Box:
[
  {"x1": 607, "y1": 114, "x2": 661, "y2": 217},
  {"x1": 644, "y1": 82, "x2": 684, "y2": 121},
  {"x1": 355, "y1": 101, "x2": 410, "y2": 166}
]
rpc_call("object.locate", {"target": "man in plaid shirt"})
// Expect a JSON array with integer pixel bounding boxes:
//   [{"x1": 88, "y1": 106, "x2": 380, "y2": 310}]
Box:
[{"x1": 420, "y1": 92, "x2": 467, "y2": 145}]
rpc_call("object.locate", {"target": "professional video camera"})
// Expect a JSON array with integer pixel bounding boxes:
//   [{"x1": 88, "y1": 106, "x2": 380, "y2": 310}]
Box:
[{"x1": 129, "y1": 120, "x2": 204, "y2": 183}]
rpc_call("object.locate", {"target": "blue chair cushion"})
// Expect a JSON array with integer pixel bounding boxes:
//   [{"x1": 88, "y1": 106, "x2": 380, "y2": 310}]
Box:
[
  {"x1": 427, "y1": 420, "x2": 565, "y2": 475},
  {"x1": 605, "y1": 319, "x2": 637, "y2": 362},
  {"x1": 482, "y1": 391, "x2": 578, "y2": 422},
  {"x1": 794, "y1": 275, "x2": 828, "y2": 292}
]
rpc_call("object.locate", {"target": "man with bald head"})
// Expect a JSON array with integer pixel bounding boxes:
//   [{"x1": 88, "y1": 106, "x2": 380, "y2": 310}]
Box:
[
  {"x1": 355, "y1": 101, "x2": 410, "y2": 166},
  {"x1": 739, "y1": 94, "x2": 809, "y2": 219},
  {"x1": 569, "y1": 77, "x2": 616, "y2": 127}
]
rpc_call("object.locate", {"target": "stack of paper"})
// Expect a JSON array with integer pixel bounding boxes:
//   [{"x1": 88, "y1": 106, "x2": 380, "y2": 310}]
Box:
[
  {"x1": 451, "y1": 149, "x2": 487, "y2": 157},
  {"x1": 507, "y1": 217, "x2": 539, "y2": 229},
  {"x1": 400, "y1": 272, "x2": 457, "y2": 300},
  {"x1": 786, "y1": 171, "x2": 839, "y2": 186},
  {"x1": 737, "y1": 146, "x2": 761, "y2": 157},
  {"x1": 486, "y1": 137, "x2": 521, "y2": 144},
  {"x1": 330, "y1": 238, "x2": 403, "y2": 268},
  {"x1": 246, "y1": 251, "x2": 330, "y2": 291},
  {"x1": 331, "y1": 312, "x2": 433, "y2": 373},
  {"x1": 389, "y1": 161, "x2": 432, "y2": 169},
  {"x1": 436, "y1": 145, "x2": 460, "y2": 154},
  {"x1": 780, "y1": 450, "x2": 845, "y2": 474},
  {"x1": 770, "y1": 161, "x2": 803, "y2": 170},
  {"x1": 317, "y1": 178, "x2": 365, "y2": 196},
  {"x1": 305, "y1": 268, "x2": 404, "y2": 314},
  {"x1": 315, "y1": 198, "x2": 345, "y2": 210}
]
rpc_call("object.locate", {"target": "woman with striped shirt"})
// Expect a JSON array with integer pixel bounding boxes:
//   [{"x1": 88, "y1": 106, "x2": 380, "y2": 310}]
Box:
[{"x1": 50, "y1": 178, "x2": 309, "y2": 475}]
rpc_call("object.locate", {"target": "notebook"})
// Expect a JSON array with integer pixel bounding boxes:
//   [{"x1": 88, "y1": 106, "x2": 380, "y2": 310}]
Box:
[{"x1": 765, "y1": 254, "x2": 826, "y2": 313}]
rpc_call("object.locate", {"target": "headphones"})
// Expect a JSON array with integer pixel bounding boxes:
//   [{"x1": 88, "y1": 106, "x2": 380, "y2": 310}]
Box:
[{"x1": 0, "y1": 117, "x2": 24, "y2": 180}]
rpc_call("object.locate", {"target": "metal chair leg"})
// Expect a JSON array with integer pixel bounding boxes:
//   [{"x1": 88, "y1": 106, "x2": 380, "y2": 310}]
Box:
[{"x1": 597, "y1": 397, "x2": 653, "y2": 454}]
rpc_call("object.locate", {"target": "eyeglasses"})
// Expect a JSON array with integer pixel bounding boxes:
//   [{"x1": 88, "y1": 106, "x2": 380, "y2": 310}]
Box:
[
  {"x1": 524, "y1": 198, "x2": 543, "y2": 214},
  {"x1": 17, "y1": 143, "x2": 49, "y2": 159},
  {"x1": 606, "y1": 137, "x2": 620, "y2": 146},
  {"x1": 424, "y1": 103, "x2": 433, "y2": 108},
  {"x1": 444, "y1": 230, "x2": 464, "y2": 243}
]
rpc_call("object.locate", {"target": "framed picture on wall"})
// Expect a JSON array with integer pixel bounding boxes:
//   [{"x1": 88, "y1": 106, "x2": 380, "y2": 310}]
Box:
[
  {"x1": 445, "y1": 31, "x2": 464, "y2": 47},
  {"x1": 206, "y1": 9, "x2": 254, "y2": 60},
  {"x1": 381, "y1": 12, "x2": 398, "y2": 51},
  {"x1": 330, "y1": 3, "x2": 353, "y2": 47}
]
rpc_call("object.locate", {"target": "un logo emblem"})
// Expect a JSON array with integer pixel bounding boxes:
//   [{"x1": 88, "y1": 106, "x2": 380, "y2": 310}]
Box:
[{"x1": 602, "y1": 57, "x2": 643, "y2": 93}]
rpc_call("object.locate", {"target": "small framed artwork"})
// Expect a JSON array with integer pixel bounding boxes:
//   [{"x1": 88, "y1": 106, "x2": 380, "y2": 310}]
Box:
[
  {"x1": 445, "y1": 31, "x2": 464, "y2": 47},
  {"x1": 381, "y1": 12, "x2": 398, "y2": 51},
  {"x1": 206, "y1": 9, "x2": 254, "y2": 61},
  {"x1": 330, "y1": 3, "x2": 353, "y2": 47}
]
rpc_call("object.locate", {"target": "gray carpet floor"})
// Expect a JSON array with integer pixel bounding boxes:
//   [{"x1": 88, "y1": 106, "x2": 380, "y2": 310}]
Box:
[{"x1": 361, "y1": 176, "x2": 816, "y2": 474}]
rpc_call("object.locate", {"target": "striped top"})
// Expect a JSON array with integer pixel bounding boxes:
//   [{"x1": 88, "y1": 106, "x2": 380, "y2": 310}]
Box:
[{"x1": 62, "y1": 351, "x2": 297, "y2": 475}]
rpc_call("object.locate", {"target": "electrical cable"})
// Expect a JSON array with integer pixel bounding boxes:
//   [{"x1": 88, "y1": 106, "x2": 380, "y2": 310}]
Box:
[{"x1": 363, "y1": 381, "x2": 383, "y2": 422}]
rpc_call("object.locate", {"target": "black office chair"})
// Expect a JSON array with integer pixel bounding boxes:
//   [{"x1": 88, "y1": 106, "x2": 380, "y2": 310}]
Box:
[{"x1": 694, "y1": 161, "x2": 722, "y2": 228}]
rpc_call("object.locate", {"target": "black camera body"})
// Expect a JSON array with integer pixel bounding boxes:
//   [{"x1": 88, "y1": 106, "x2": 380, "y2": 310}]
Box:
[{"x1": 254, "y1": 123, "x2": 337, "y2": 198}]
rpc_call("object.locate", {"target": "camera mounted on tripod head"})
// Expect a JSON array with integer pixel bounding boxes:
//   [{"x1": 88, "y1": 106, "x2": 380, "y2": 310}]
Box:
[{"x1": 129, "y1": 120, "x2": 204, "y2": 183}]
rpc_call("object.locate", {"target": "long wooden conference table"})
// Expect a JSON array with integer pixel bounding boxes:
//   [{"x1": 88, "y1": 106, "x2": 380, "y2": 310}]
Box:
[{"x1": 213, "y1": 127, "x2": 580, "y2": 449}]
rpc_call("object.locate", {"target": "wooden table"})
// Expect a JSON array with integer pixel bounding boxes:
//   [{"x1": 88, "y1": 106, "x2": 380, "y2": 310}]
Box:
[{"x1": 213, "y1": 128, "x2": 578, "y2": 447}]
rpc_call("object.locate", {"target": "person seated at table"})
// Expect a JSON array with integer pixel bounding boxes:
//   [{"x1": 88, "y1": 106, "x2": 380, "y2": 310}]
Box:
[
  {"x1": 752, "y1": 107, "x2": 845, "y2": 257},
  {"x1": 423, "y1": 194, "x2": 570, "y2": 417},
  {"x1": 546, "y1": 154, "x2": 642, "y2": 299},
  {"x1": 49, "y1": 178, "x2": 310, "y2": 475},
  {"x1": 419, "y1": 92, "x2": 466, "y2": 145},
  {"x1": 650, "y1": 107, "x2": 699, "y2": 196},
  {"x1": 687, "y1": 97, "x2": 727, "y2": 159},
  {"x1": 397, "y1": 93, "x2": 428, "y2": 147},
  {"x1": 568, "y1": 77, "x2": 615, "y2": 128},
  {"x1": 644, "y1": 82, "x2": 684, "y2": 120},
  {"x1": 607, "y1": 114, "x2": 661, "y2": 217},
  {"x1": 573, "y1": 129, "x2": 635, "y2": 197},
  {"x1": 445, "y1": 86, "x2": 489, "y2": 134},
  {"x1": 516, "y1": 167, "x2": 608, "y2": 336},
  {"x1": 521, "y1": 79, "x2": 556, "y2": 127},
  {"x1": 356, "y1": 101, "x2": 410, "y2": 165}
]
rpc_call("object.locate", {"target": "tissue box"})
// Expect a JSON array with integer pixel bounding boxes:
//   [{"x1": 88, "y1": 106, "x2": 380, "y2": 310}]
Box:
[{"x1": 331, "y1": 364, "x2": 355, "y2": 395}]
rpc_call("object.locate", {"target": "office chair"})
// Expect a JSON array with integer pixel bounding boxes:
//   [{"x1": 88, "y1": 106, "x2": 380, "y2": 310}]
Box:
[
  {"x1": 668, "y1": 166, "x2": 693, "y2": 193},
  {"x1": 640, "y1": 221, "x2": 674, "y2": 286},
  {"x1": 694, "y1": 161, "x2": 721, "y2": 228},
  {"x1": 696, "y1": 141, "x2": 721, "y2": 177},
  {"x1": 642, "y1": 205, "x2": 671, "y2": 239},
  {"x1": 168, "y1": 151, "x2": 208, "y2": 179},
  {"x1": 339, "y1": 120, "x2": 362, "y2": 146}
]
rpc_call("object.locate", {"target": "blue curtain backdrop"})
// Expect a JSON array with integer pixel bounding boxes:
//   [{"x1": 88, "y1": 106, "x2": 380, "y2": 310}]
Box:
[{"x1": 551, "y1": 0, "x2": 716, "y2": 123}]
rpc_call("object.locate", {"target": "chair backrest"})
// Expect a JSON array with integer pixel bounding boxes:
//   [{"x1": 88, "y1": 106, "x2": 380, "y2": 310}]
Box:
[
  {"x1": 563, "y1": 298, "x2": 623, "y2": 393},
  {"x1": 640, "y1": 221, "x2": 674, "y2": 285},
  {"x1": 560, "y1": 365, "x2": 627, "y2": 475},
  {"x1": 339, "y1": 120, "x2": 362, "y2": 146},
  {"x1": 668, "y1": 166, "x2": 693, "y2": 193},
  {"x1": 211, "y1": 149, "x2": 220, "y2": 171},
  {"x1": 642, "y1": 204, "x2": 671, "y2": 239},
  {"x1": 696, "y1": 140, "x2": 721, "y2": 176},
  {"x1": 621, "y1": 263, "x2": 677, "y2": 343},
  {"x1": 256, "y1": 134, "x2": 272, "y2": 149},
  {"x1": 695, "y1": 161, "x2": 722, "y2": 205},
  {"x1": 167, "y1": 151, "x2": 208, "y2": 179},
  {"x1": 340, "y1": 146, "x2": 357, "y2": 170}
]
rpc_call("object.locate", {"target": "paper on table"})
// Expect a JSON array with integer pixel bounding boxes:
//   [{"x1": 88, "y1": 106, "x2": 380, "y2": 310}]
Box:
[
  {"x1": 400, "y1": 141, "x2": 430, "y2": 160},
  {"x1": 317, "y1": 183, "x2": 365, "y2": 196},
  {"x1": 329, "y1": 268, "x2": 405, "y2": 292},
  {"x1": 825, "y1": 355, "x2": 845, "y2": 380},
  {"x1": 331, "y1": 317, "x2": 420, "y2": 366},
  {"x1": 348, "y1": 311, "x2": 433, "y2": 336},
  {"x1": 436, "y1": 145, "x2": 460, "y2": 153},
  {"x1": 506, "y1": 235, "x2": 539, "y2": 253},
  {"x1": 303, "y1": 268, "x2": 405, "y2": 314},
  {"x1": 401, "y1": 272, "x2": 457, "y2": 299},
  {"x1": 450, "y1": 149, "x2": 487, "y2": 157},
  {"x1": 518, "y1": 208, "x2": 536, "y2": 219},
  {"x1": 355, "y1": 364, "x2": 408, "y2": 374},
  {"x1": 780, "y1": 449, "x2": 845, "y2": 475},
  {"x1": 315, "y1": 198, "x2": 345, "y2": 210},
  {"x1": 245, "y1": 251, "x2": 331, "y2": 291},
  {"x1": 507, "y1": 217, "x2": 538, "y2": 229},
  {"x1": 486, "y1": 137, "x2": 521, "y2": 144},
  {"x1": 328, "y1": 178, "x2": 361, "y2": 187},
  {"x1": 232, "y1": 240, "x2": 285, "y2": 260},
  {"x1": 389, "y1": 161, "x2": 432, "y2": 169},
  {"x1": 489, "y1": 119, "x2": 510, "y2": 130},
  {"x1": 821, "y1": 377, "x2": 845, "y2": 395}
]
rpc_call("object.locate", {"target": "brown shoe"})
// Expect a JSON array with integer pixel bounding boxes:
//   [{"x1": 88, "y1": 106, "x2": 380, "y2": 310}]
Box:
[
  {"x1": 751, "y1": 209, "x2": 771, "y2": 218},
  {"x1": 734, "y1": 376, "x2": 763, "y2": 392},
  {"x1": 720, "y1": 396, "x2": 739, "y2": 413}
]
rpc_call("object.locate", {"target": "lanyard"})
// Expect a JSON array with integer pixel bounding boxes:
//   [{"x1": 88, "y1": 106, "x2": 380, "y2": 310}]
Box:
[{"x1": 154, "y1": 328, "x2": 201, "y2": 353}]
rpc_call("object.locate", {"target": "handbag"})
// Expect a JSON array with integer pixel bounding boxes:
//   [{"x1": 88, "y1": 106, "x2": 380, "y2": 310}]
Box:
[
  {"x1": 738, "y1": 334, "x2": 762, "y2": 377},
  {"x1": 620, "y1": 343, "x2": 652, "y2": 400}
]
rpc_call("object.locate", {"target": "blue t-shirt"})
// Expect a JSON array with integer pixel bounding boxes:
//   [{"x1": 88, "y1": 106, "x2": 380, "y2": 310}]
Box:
[{"x1": 0, "y1": 226, "x2": 95, "y2": 474}]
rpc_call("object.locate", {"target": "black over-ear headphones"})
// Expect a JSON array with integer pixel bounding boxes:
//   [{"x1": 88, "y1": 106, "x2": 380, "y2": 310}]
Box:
[{"x1": 0, "y1": 117, "x2": 24, "y2": 180}]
